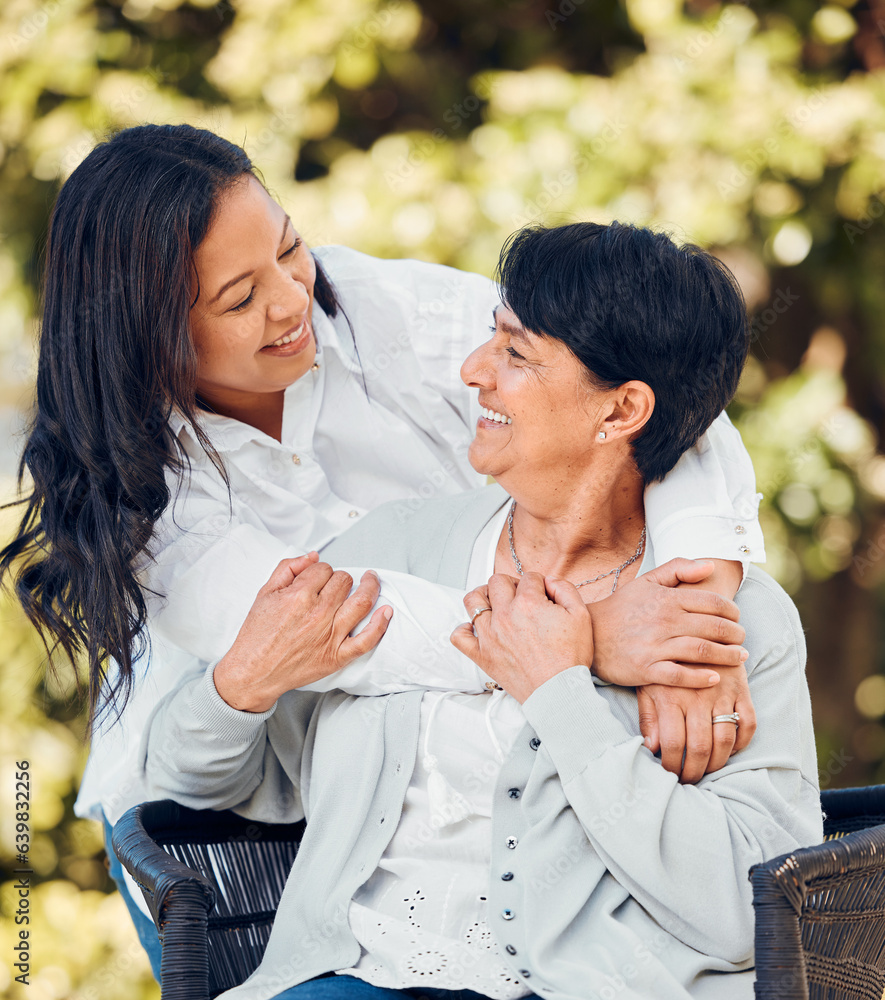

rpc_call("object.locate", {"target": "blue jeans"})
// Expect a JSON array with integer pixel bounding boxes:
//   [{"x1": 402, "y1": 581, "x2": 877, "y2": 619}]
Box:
[
  {"x1": 102, "y1": 816, "x2": 163, "y2": 981},
  {"x1": 274, "y1": 975, "x2": 538, "y2": 999}
]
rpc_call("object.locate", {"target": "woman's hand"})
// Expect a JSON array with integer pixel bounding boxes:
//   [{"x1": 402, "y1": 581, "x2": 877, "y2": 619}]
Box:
[
  {"x1": 450, "y1": 572, "x2": 593, "y2": 703},
  {"x1": 638, "y1": 665, "x2": 757, "y2": 783},
  {"x1": 590, "y1": 559, "x2": 747, "y2": 688},
  {"x1": 213, "y1": 552, "x2": 392, "y2": 713}
]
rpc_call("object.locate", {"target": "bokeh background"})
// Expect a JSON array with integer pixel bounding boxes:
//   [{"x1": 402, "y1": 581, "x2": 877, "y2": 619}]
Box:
[{"x1": 2, "y1": 0, "x2": 885, "y2": 995}]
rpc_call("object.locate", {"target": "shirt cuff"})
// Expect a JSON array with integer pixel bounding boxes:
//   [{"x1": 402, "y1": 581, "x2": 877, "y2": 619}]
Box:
[
  {"x1": 521, "y1": 665, "x2": 639, "y2": 784},
  {"x1": 652, "y1": 506, "x2": 766, "y2": 579},
  {"x1": 188, "y1": 662, "x2": 278, "y2": 744}
]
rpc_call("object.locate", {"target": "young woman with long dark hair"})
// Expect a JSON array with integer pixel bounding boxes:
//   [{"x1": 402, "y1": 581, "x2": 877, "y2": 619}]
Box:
[{"x1": 1, "y1": 124, "x2": 763, "y2": 976}]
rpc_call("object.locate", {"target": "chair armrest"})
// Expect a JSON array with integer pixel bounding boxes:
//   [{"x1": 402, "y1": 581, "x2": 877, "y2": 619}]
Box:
[
  {"x1": 751, "y1": 820, "x2": 885, "y2": 1000},
  {"x1": 113, "y1": 801, "x2": 217, "y2": 1000},
  {"x1": 112, "y1": 800, "x2": 217, "y2": 922}
]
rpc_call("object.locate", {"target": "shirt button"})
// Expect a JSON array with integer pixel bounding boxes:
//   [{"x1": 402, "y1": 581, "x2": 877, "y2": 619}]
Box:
[
  {"x1": 501, "y1": 872, "x2": 514, "y2": 881},
  {"x1": 291, "y1": 454, "x2": 301, "y2": 465},
  {"x1": 739, "y1": 544, "x2": 750, "y2": 554},
  {"x1": 735, "y1": 524, "x2": 746, "y2": 534},
  {"x1": 519, "y1": 969, "x2": 531, "y2": 978},
  {"x1": 311, "y1": 362, "x2": 320, "y2": 371},
  {"x1": 348, "y1": 510, "x2": 360, "y2": 518},
  {"x1": 529, "y1": 737, "x2": 541, "y2": 751},
  {"x1": 505, "y1": 945, "x2": 517, "y2": 956},
  {"x1": 508, "y1": 788, "x2": 521, "y2": 799},
  {"x1": 485, "y1": 680, "x2": 503, "y2": 691},
  {"x1": 502, "y1": 909, "x2": 515, "y2": 920},
  {"x1": 506, "y1": 836, "x2": 518, "y2": 849}
]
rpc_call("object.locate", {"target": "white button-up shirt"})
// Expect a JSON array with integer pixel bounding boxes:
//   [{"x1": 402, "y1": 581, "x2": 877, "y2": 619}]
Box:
[{"x1": 76, "y1": 244, "x2": 764, "y2": 827}]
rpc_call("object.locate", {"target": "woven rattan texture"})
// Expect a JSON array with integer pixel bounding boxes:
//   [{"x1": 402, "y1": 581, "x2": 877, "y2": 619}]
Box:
[
  {"x1": 751, "y1": 785, "x2": 885, "y2": 1000},
  {"x1": 115, "y1": 787, "x2": 885, "y2": 1000}
]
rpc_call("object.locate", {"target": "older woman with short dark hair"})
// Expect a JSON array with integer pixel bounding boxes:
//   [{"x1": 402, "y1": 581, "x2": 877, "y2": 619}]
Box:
[{"x1": 145, "y1": 220, "x2": 821, "y2": 1000}]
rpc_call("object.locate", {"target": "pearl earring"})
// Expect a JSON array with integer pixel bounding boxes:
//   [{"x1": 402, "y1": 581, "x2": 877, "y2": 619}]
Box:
[{"x1": 598, "y1": 431, "x2": 606, "y2": 440}]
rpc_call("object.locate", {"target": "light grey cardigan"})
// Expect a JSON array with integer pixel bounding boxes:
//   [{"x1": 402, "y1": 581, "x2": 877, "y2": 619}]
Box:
[{"x1": 143, "y1": 484, "x2": 823, "y2": 1000}]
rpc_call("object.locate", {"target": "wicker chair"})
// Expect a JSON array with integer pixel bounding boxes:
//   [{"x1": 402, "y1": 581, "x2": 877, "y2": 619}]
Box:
[
  {"x1": 113, "y1": 786, "x2": 885, "y2": 1000},
  {"x1": 750, "y1": 784, "x2": 885, "y2": 999}
]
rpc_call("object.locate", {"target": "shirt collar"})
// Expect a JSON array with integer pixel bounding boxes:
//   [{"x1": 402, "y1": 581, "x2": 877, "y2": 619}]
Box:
[{"x1": 167, "y1": 302, "x2": 351, "y2": 455}]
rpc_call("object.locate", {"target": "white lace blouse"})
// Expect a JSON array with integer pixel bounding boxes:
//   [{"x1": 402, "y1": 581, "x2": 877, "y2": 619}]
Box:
[{"x1": 336, "y1": 505, "x2": 537, "y2": 997}]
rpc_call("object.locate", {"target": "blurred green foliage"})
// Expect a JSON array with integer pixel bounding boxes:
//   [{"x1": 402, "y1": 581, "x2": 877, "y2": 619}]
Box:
[{"x1": 2, "y1": 0, "x2": 885, "y2": 994}]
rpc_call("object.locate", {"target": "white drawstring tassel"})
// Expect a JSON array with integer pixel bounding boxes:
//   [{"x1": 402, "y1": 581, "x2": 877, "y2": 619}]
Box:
[{"x1": 424, "y1": 693, "x2": 474, "y2": 827}]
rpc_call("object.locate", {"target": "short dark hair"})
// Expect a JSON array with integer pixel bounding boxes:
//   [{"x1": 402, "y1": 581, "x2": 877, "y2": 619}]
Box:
[{"x1": 497, "y1": 221, "x2": 749, "y2": 483}]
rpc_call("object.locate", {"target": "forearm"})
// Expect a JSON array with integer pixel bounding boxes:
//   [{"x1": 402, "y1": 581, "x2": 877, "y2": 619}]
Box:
[
  {"x1": 150, "y1": 518, "x2": 489, "y2": 699},
  {"x1": 298, "y1": 569, "x2": 489, "y2": 695},
  {"x1": 141, "y1": 665, "x2": 309, "y2": 816}
]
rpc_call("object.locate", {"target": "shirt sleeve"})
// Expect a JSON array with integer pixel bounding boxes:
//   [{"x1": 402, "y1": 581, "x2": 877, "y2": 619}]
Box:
[
  {"x1": 644, "y1": 411, "x2": 765, "y2": 576},
  {"x1": 302, "y1": 569, "x2": 489, "y2": 696},
  {"x1": 140, "y1": 663, "x2": 318, "y2": 823},
  {"x1": 520, "y1": 571, "x2": 821, "y2": 963},
  {"x1": 314, "y1": 245, "x2": 500, "y2": 434},
  {"x1": 139, "y1": 471, "x2": 304, "y2": 664},
  {"x1": 141, "y1": 476, "x2": 487, "y2": 695}
]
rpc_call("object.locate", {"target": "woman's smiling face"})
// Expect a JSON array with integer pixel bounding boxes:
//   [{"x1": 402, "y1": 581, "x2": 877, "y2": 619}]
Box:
[
  {"x1": 460, "y1": 304, "x2": 605, "y2": 490},
  {"x1": 189, "y1": 175, "x2": 317, "y2": 416}
]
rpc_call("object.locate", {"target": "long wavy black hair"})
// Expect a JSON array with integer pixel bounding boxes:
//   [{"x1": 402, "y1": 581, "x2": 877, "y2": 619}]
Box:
[{"x1": 0, "y1": 123, "x2": 343, "y2": 726}]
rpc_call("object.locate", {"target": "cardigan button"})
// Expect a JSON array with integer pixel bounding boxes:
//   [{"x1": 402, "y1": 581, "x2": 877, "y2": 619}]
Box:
[
  {"x1": 501, "y1": 872, "x2": 514, "y2": 881},
  {"x1": 529, "y1": 737, "x2": 541, "y2": 751},
  {"x1": 508, "y1": 788, "x2": 521, "y2": 799},
  {"x1": 505, "y1": 945, "x2": 517, "y2": 956},
  {"x1": 506, "y1": 836, "x2": 518, "y2": 849},
  {"x1": 502, "y1": 909, "x2": 515, "y2": 920}
]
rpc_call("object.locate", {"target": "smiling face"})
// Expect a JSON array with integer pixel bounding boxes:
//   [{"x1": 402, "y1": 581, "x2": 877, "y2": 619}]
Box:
[
  {"x1": 461, "y1": 304, "x2": 608, "y2": 492},
  {"x1": 189, "y1": 175, "x2": 317, "y2": 425}
]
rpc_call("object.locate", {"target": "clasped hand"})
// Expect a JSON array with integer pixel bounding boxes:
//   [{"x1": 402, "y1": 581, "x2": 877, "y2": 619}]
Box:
[
  {"x1": 451, "y1": 558, "x2": 756, "y2": 782},
  {"x1": 214, "y1": 553, "x2": 392, "y2": 713}
]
